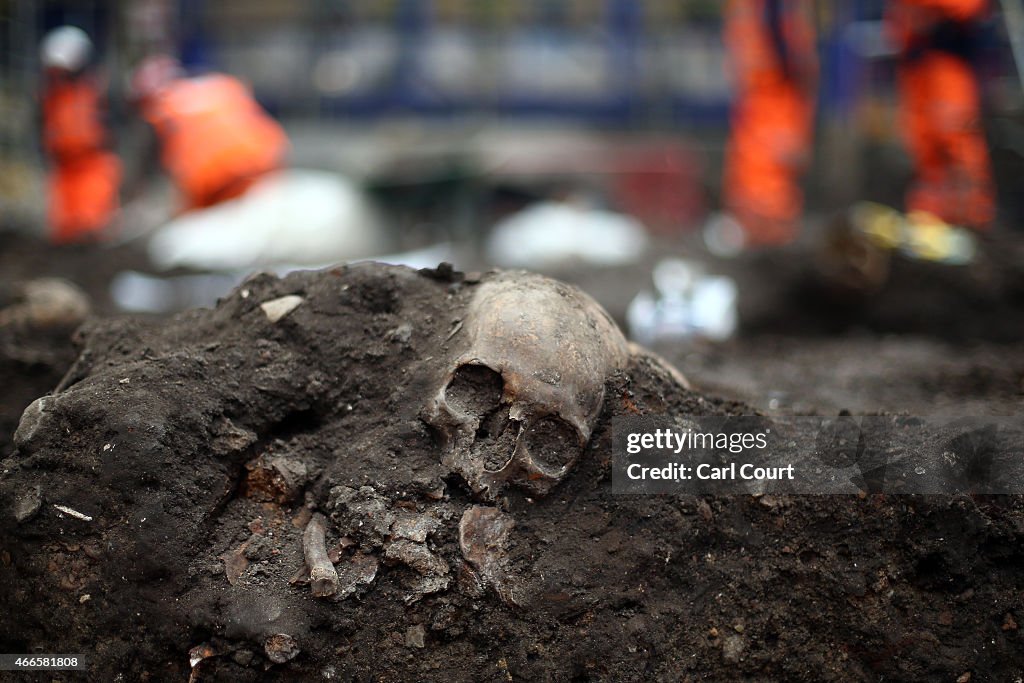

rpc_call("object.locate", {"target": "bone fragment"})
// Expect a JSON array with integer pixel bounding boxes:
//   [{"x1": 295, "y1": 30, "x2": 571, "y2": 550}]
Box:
[
  {"x1": 53, "y1": 504, "x2": 92, "y2": 522},
  {"x1": 459, "y1": 505, "x2": 520, "y2": 607},
  {"x1": 260, "y1": 295, "x2": 303, "y2": 323},
  {"x1": 303, "y1": 513, "x2": 339, "y2": 598}
]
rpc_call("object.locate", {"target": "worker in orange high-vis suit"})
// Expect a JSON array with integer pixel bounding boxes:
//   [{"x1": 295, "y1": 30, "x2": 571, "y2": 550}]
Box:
[
  {"x1": 130, "y1": 55, "x2": 289, "y2": 213},
  {"x1": 719, "y1": 0, "x2": 818, "y2": 250},
  {"x1": 40, "y1": 26, "x2": 121, "y2": 244},
  {"x1": 889, "y1": 0, "x2": 995, "y2": 231}
]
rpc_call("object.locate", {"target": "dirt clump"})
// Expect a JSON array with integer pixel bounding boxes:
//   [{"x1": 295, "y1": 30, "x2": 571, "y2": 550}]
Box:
[
  {"x1": 1, "y1": 263, "x2": 1022, "y2": 682},
  {"x1": 0, "y1": 229, "x2": 160, "y2": 458},
  {"x1": 0, "y1": 277, "x2": 94, "y2": 458}
]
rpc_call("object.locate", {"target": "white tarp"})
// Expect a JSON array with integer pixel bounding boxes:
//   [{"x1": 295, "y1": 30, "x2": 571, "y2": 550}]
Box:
[
  {"x1": 147, "y1": 169, "x2": 386, "y2": 271},
  {"x1": 486, "y1": 200, "x2": 649, "y2": 269}
]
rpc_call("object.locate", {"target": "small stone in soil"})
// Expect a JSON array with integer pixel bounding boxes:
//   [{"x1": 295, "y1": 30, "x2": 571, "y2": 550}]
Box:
[
  {"x1": 260, "y1": 295, "x2": 304, "y2": 323},
  {"x1": 264, "y1": 633, "x2": 300, "y2": 664},
  {"x1": 13, "y1": 485, "x2": 41, "y2": 523},
  {"x1": 405, "y1": 624, "x2": 426, "y2": 648}
]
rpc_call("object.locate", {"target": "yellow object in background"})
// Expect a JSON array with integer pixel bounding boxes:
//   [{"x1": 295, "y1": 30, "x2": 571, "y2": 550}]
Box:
[
  {"x1": 903, "y1": 211, "x2": 976, "y2": 265},
  {"x1": 852, "y1": 201, "x2": 903, "y2": 250},
  {"x1": 850, "y1": 201, "x2": 976, "y2": 266}
]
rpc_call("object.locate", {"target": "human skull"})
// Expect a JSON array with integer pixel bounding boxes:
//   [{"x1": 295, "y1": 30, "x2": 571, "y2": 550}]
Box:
[{"x1": 426, "y1": 272, "x2": 629, "y2": 500}]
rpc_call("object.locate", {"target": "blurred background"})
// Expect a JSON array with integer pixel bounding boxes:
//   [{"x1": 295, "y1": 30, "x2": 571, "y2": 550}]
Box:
[
  {"x1": 1, "y1": 0, "x2": 1023, "y2": 420},
  {"x1": 2, "y1": 0, "x2": 1020, "y2": 235}
]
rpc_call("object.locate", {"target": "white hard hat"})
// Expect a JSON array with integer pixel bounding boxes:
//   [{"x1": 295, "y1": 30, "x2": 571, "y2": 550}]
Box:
[{"x1": 40, "y1": 26, "x2": 93, "y2": 71}]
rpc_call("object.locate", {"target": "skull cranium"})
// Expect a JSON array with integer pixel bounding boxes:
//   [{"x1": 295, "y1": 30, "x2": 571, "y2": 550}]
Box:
[{"x1": 425, "y1": 272, "x2": 629, "y2": 500}]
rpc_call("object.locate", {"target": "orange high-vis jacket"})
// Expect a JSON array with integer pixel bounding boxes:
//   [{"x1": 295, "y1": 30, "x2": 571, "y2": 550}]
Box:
[
  {"x1": 42, "y1": 74, "x2": 121, "y2": 243},
  {"x1": 142, "y1": 74, "x2": 288, "y2": 210},
  {"x1": 43, "y1": 76, "x2": 109, "y2": 161}
]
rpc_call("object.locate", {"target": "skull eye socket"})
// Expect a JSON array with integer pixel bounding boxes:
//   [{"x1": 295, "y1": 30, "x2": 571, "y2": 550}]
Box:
[
  {"x1": 523, "y1": 416, "x2": 583, "y2": 474},
  {"x1": 445, "y1": 364, "x2": 503, "y2": 416}
]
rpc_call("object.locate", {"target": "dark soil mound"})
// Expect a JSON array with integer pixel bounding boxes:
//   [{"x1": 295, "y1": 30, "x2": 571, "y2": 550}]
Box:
[
  {"x1": 1, "y1": 263, "x2": 1022, "y2": 682},
  {"x1": 0, "y1": 231, "x2": 153, "y2": 315},
  {"x1": 0, "y1": 231, "x2": 159, "y2": 455},
  {"x1": 0, "y1": 323, "x2": 79, "y2": 459},
  {"x1": 740, "y1": 230, "x2": 1024, "y2": 343}
]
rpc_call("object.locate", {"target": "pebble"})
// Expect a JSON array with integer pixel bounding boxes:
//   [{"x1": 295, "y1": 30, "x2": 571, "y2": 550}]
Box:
[
  {"x1": 392, "y1": 512, "x2": 440, "y2": 543},
  {"x1": 405, "y1": 624, "x2": 426, "y2": 649},
  {"x1": 387, "y1": 323, "x2": 413, "y2": 344},
  {"x1": 264, "y1": 633, "x2": 300, "y2": 664},
  {"x1": 13, "y1": 398, "x2": 48, "y2": 450},
  {"x1": 722, "y1": 634, "x2": 745, "y2": 663},
  {"x1": 232, "y1": 650, "x2": 254, "y2": 667},
  {"x1": 260, "y1": 295, "x2": 304, "y2": 323},
  {"x1": 189, "y1": 643, "x2": 218, "y2": 668},
  {"x1": 334, "y1": 552, "x2": 379, "y2": 600},
  {"x1": 697, "y1": 499, "x2": 713, "y2": 522},
  {"x1": 18, "y1": 278, "x2": 91, "y2": 328},
  {"x1": 244, "y1": 453, "x2": 309, "y2": 504},
  {"x1": 13, "y1": 486, "x2": 41, "y2": 523},
  {"x1": 1002, "y1": 613, "x2": 1018, "y2": 631}
]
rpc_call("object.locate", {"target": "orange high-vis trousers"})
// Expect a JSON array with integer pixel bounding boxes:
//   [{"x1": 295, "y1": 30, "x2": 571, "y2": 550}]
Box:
[
  {"x1": 43, "y1": 76, "x2": 121, "y2": 243},
  {"x1": 898, "y1": 50, "x2": 995, "y2": 229},
  {"x1": 48, "y1": 151, "x2": 121, "y2": 244},
  {"x1": 722, "y1": 0, "x2": 817, "y2": 246},
  {"x1": 723, "y1": 80, "x2": 816, "y2": 245}
]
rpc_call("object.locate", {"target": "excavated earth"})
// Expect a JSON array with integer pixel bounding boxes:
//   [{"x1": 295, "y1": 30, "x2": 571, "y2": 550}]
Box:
[
  {"x1": 0, "y1": 231, "x2": 156, "y2": 458},
  {"x1": 0, "y1": 260, "x2": 1023, "y2": 682}
]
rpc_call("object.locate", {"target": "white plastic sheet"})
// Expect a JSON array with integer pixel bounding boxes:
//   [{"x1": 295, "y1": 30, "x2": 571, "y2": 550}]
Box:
[
  {"x1": 486, "y1": 201, "x2": 649, "y2": 268},
  {"x1": 147, "y1": 169, "x2": 385, "y2": 271}
]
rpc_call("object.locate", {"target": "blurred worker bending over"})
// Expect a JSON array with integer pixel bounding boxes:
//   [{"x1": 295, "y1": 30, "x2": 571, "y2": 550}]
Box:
[
  {"x1": 712, "y1": 0, "x2": 818, "y2": 254},
  {"x1": 889, "y1": 0, "x2": 995, "y2": 234},
  {"x1": 40, "y1": 26, "x2": 121, "y2": 244},
  {"x1": 129, "y1": 55, "x2": 289, "y2": 213}
]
